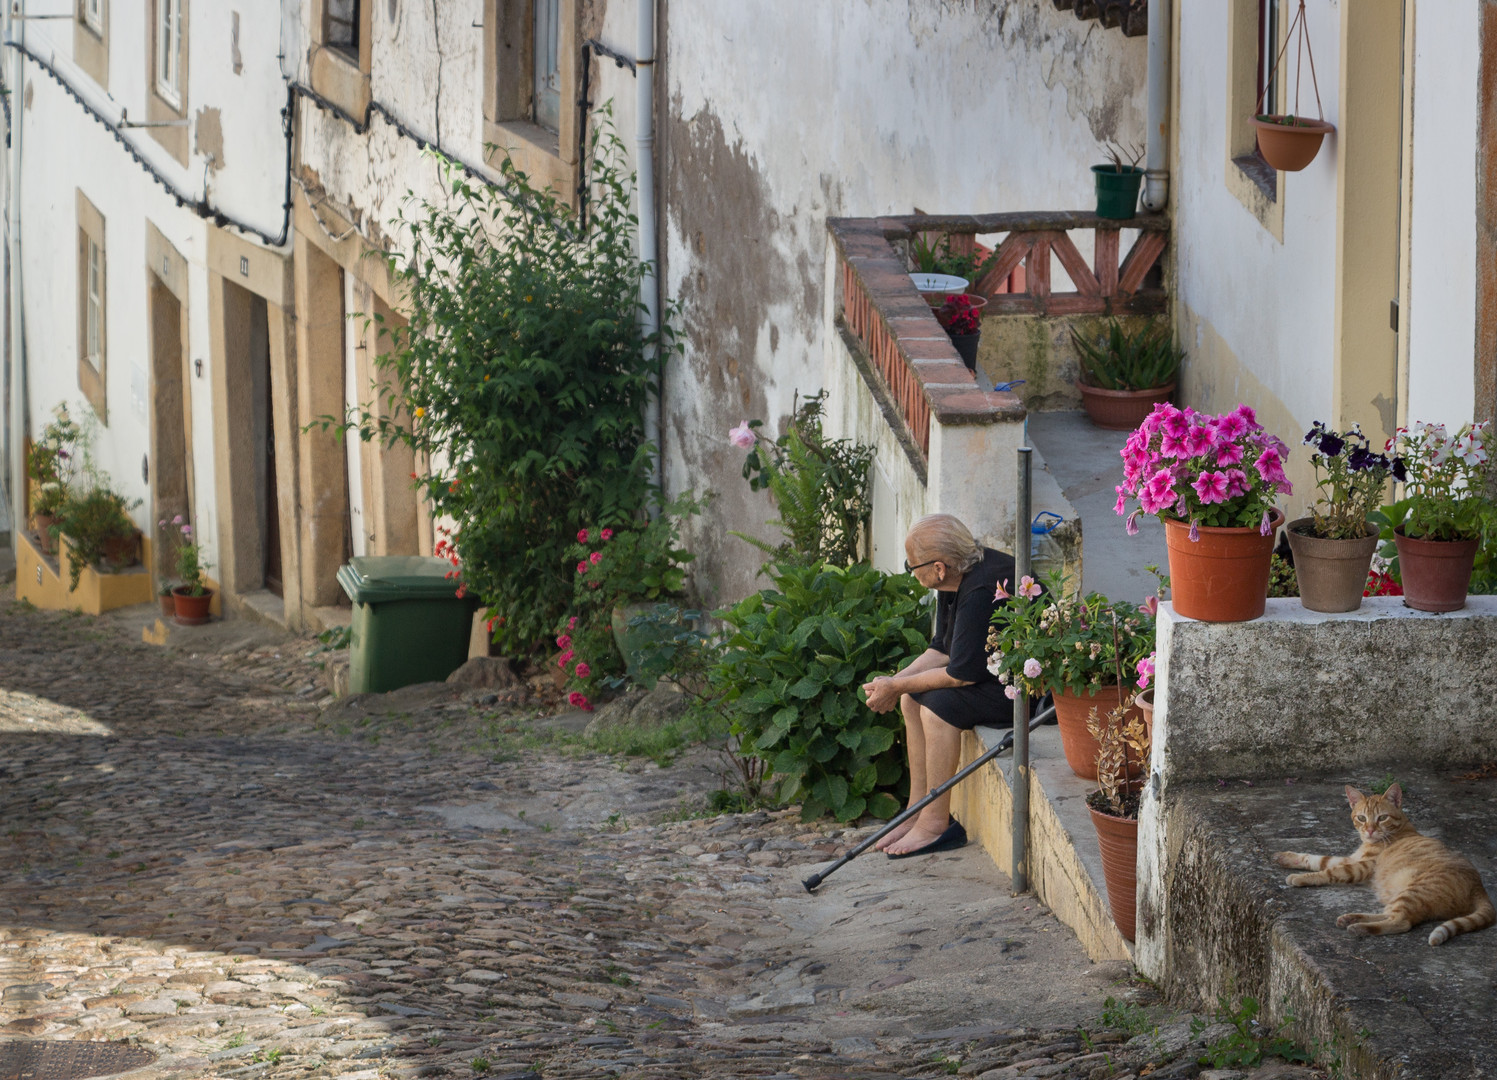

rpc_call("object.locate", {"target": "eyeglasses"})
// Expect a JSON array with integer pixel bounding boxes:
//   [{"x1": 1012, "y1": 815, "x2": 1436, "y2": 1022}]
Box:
[{"x1": 904, "y1": 558, "x2": 940, "y2": 573}]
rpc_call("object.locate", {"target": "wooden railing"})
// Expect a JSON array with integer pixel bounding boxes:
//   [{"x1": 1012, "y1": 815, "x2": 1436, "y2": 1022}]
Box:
[{"x1": 829, "y1": 211, "x2": 1169, "y2": 462}]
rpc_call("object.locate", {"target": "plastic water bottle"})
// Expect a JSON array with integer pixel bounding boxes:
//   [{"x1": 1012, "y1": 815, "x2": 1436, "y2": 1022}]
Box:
[{"x1": 1030, "y1": 511, "x2": 1066, "y2": 590}]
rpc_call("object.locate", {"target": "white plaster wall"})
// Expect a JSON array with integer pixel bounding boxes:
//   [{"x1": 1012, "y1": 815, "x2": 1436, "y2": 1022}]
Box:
[
  {"x1": 14, "y1": 7, "x2": 293, "y2": 574},
  {"x1": 1172, "y1": 3, "x2": 1340, "y2": 433},
  {"x1": 1404, "y1": 1, "x2": 1478, "y2": 430},
  {"x1": 663, "y1": 0, "x2": 1148, "y2": 604}
]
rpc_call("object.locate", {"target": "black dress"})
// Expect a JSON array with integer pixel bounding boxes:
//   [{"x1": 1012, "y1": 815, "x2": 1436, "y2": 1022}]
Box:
[{"x1": 909, "y1": 547, "x2": 1020, "y2": 731}]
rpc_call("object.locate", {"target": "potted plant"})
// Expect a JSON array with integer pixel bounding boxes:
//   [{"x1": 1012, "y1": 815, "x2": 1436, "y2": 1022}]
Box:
[
  {"x1": 908, "y1": 231, "x2": 996, "y2": 302},
  {"x1": 1092, "y1": 142, "x2": 1144, "y2": 221},
  {"x1": 26, "y1": 404, "x2": 81, "y2": 557},
  {"x1": 1086, "y1": 688, "x2": 1149, "y2": 942},
  {"x1": 1117, "y1": 403, "x2": 1292, "y2": 622},
  {"x1": 554, "y1": 493, "x2": 701, "y2": 709},
  {"x1": 162, "y1": 516, "x2": 214, "y2": 625},
  {"x1": 1376, "y1": 421, "x2": 1493, "y2": 612},
  {"x1": 988, "y1": 582, "x2": 1155, "y2": 781},
  {"x1": 1285, "y1": 422, "x2": 1404, "y2": 613},
  {"x1": 936, "y1": 293, "x2": 986, "y2": 371},
  {"x1": 57, "y1": 486, "x2": 141, "y2": 590},
  {"x1": 1070, "y1": 319, "x2": 1182, "y2": 430},
  {"x1": 1250, "y1": 1, "x2": 1334, "y2": 172}
]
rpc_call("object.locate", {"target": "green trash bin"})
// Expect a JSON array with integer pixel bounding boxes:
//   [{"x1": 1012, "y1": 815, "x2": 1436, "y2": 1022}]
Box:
[{"x1": 337, "y1": 555, "x2": 479, "y2": 694}]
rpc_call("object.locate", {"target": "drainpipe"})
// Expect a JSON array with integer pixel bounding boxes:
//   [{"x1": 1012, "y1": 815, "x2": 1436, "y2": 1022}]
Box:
[
  {"x1": 6, "y1": 0, "x2": 25, "y2": 539},
  {"x1": 636, "y1": 0, "x2": 662, "y2": 492},
  {"x1": 1141, "y1": 0, "x2": 1171, "y2": 212}
]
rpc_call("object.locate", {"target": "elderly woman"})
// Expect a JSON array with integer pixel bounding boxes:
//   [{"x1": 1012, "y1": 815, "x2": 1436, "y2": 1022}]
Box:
[{"x1": 862, "y1": 514, "x2": 1022, "y2": 858}]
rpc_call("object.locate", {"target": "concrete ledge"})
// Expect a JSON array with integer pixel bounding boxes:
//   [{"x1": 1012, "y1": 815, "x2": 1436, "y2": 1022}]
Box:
[
  {"x1": 951, "y1": 724, "x2": 1131, "y2": 964},
  {"x1": 1144, "y1": 772, "x2": 1497, "y2": 1080}
]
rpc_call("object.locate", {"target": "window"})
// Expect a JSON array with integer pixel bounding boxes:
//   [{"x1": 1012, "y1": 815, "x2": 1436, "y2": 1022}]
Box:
[
  {"x1": 532, "y1": 0, "x2": 560, "y2": 133},
  {"x1": 1256, "y1": 0, "x2": 1280, "y2": 120},
  {"x1": 1226, "y1": 0, "x2": 1285, "y2": 238},
  {"x1": 326, "y1": 0, "x2": 359, "y2": 61},
  {"x1": 81, "y1": 0, "x2": 103, "y2": 35},
  {"x1": 76, "y1": 191, "x2": 108, "y2": 422},
  {"x1": 483, "y1": 0, "x2": 578, "y2": 202},
  {"x1": 74, "y1": 0, "x2": 108, "y2": 87},
  {"x1": 156, "y1": 0, "x2": 183, "y2": 109}
]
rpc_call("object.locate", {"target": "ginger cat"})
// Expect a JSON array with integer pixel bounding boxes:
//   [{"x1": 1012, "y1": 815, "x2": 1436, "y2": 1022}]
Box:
[{"x1": 1274, "y1": 783, "x2": 1495, "y2": 946}]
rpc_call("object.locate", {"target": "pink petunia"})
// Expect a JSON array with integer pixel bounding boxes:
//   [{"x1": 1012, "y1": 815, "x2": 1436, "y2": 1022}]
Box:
[
  {"x1": 574, "y1": 662, "x2": 591, "y2": 679},
  {"x1": 1160, "y1": 428, "x2": 1190, "y2": 460},
  {"x1": 1223, "y1": 468, "x2": 1250, "y2": 498},
  {"x1": 1215, "y1": 411, "x2": 1249, "y2": 441},
  {"x1": 729, "y1": 421, "x2": 756, "y2": 449},
  {"x1": 1192, "y1": 471, "x2": 1230, "y2": 505},
  {"x1": 1125, "y1": 509, "x2": 1142, "y2": 536},
  {"x1": 1140, "y1": 470, "x2": 1177, "y2": 514},
  {"x1": 1254, "y1": 446, "x2": 1287, "y2": 486},
  {"x1": 1184, "y1": 424, "x2": 1215, "y2": 458},
  {"x1": 1231, "y1": 403, "x2": 1257, "y2": 428},
  {"x1": 1214, "y1": 440, "x2": 1244, "y2": 467}
]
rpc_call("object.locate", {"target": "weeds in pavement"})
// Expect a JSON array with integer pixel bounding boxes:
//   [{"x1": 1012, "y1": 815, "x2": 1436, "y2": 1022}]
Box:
[
  {"x1": 470, "y1": 1058, "x2": 491, "y2": 1073},
  {"x1": 1100, "y1": 995, "x2": 1153, "y2": 1036},
  {"x1": 222, "y1": 1032, "x2": 247, "y2": 1049},
  {"x1": 1192, "y1": 995, "x2": 1314, "y2": 1069}
]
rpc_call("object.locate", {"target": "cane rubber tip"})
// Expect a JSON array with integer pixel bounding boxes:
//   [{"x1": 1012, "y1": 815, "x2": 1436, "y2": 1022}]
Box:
[{"x1": 802, "y1": 874, "x2": 822, "y2": 892}]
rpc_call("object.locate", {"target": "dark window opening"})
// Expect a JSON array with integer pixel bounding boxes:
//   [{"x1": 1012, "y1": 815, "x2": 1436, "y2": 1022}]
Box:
[
  {"x1": 533, "y1": 0, "x2": 560, "y2": 132},
  {"x1": 326, "y1": 0, "x2": 359, "y2": 60}
]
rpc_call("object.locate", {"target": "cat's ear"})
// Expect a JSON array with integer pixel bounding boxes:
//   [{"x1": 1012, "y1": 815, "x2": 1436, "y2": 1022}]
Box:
[
  {"x1": 1384, "y1": 782, "x2": 1403, "y2": 808},
  {"x1": 1345, "y1": 785, "x2": 1364, "y2": 808}
]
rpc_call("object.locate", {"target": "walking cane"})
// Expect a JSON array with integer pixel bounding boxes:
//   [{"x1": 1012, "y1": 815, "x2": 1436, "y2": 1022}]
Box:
[{"x1": 802, "y1": 699, "x2": 1054, "y2": 893}]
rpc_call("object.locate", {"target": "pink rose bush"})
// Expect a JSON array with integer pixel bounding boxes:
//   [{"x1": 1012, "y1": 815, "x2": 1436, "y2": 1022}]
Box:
[{"x1": 1116, "y1": 403, "x2": 1292, "y2": 540}]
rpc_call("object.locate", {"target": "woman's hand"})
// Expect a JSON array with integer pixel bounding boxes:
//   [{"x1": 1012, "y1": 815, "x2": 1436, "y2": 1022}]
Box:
[{"x1": 862, "y1": 675, "x2": 901, "y2": 713}]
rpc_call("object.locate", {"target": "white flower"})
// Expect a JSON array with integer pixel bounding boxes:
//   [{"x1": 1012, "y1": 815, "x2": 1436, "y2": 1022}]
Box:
[{"x1": 1023, "y1": 658, "x2": 1042, "y2": 679}]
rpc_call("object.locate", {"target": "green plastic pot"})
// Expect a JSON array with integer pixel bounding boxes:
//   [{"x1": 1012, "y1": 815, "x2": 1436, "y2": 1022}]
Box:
[{"x1": 1093, "y1": 165, "x2": 1144, "y2": 221}]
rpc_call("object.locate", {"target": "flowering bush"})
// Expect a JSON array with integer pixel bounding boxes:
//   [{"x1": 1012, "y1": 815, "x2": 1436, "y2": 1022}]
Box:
[
  {"x1": 987, "y1": 580, "x2": 1155, "y2": 698},
  {"x1": 1116, "y1": 403, "x2": 1292, "y2": 539},
  {"x1": 936, "y1": 293, "x2": 982, "y2": 336},
  {"x1": 553, "y1": 495, "x2": 701, "y2": 707},
  {"x1": 1380, "y1": 421, "x2": 1492, "y2": 542},
  {"x1": 1299, "y1": 422, "x2": 1405, "y2": 540},
  {"x1": 159, "y1": 515, "x2": 211, "y2": 596},
  {"x1": 27, "y1": 403, "x2": 80, "y2": 519}
]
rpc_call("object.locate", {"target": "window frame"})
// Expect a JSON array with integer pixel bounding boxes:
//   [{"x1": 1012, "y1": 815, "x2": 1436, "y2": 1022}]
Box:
[
  {"x1": 324, "y1": 0, "x2": 360, "y2": 64},
  {"x1": 483, "y1": 0, "x2": 579, "y2": 204},
  {"x1": 81, "y1": 0, "x2": 104, "y2": 35},
  {"x1": 155, "y1": 0, "x2": 183, "y2": 111},
  {"x1": 74, "y1": 0, "x2": 109, "y2": 87},
  {"x1": 309, "y1": 0, "x2": 372, "y2": 122},
  {"x1": 1225, "y1": 0, "x2": 1286, "y2": 239},
  {"x1": 76, "y1": 191, "x2": 108, "y2": 424}
]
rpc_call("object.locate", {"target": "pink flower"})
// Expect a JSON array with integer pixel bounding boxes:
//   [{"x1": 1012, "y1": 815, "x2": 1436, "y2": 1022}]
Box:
[
  {"x1": 1214, "y1": 441, "x2": 1244, "y2": 467},
  {"x1": 1160, "y1": 428, "x2": 1190, "y2": 460},
  {"x1": 557, "y1": 649, "x2": 574, "y2": 667},
  {"x1": 1142, "y1": 595, "x2": 1159, "y2": 616},
  {"x1": 1184, "y1": 424, "x2": 1215, "y2": 458},
  {"x1": 181, "y1": 524, "x2": 193, "y2": 537},
  {"x1": 1136, "y1": 653, "x2": 1156, "y2": 689},
  {"x1": 729, "y1": 421, "x2": 756, "y2": 449},
  {"x1": 574, "y1": 661, "x2": 591, "y2": 679},
  {"x1": 1192, "y1": 471, "x2": 1230, "y2": 505},
  {"x1": 601, "y1": 528, "x2": 614, "y2": 541},
  {"x1": 1260, "y1": 510, "x2": 1274, "y2": 536},
  {"x1": 1230, "y1": 403, "x2": 1257, "y2": 428},
  {"x1": 158, "y1": 519, "x2": 167, "y2": 529},
  {"x1": 1017, "y1": 576, "x2": 1042, "y2": 598},
  {"x1": 994, "y1": 579, "x2": 1011, "y2": 601},
  {"x1": 1125, "y1": 510, "x2": 1142, "y2": 536},
  {"x1": 589, "y1": 551, "x2": 603, "y2": 565},
  {"x1": 1254, "y1": 446, "x2": 1288, "y2": 487},
  {"x1": 1215, "y1": 411, "x2": 1249, "y2": 441},
  {"x1": 1140, "y1": 470, "x2": 1177, "y2": 514},
  {"x1": 172, "y1": 514, "x2": 184, "y2": 525},
  {"x1": 1188, "y1": 521, "x2": 1201, "y2": 542},
  {"x1": 568, "y1": 616, "x2": 577, "y2": 630},
  {"x1": 577, "y1": 529, "x2": 590, "y2": 543},
  {"x1": 1004, "y1": 685, "x2": 1019, "y2": 700},
  {"x1": 555, "y1": 633, "x2": 572, "y2": 649},
  {"x1": 1114, "y1": 486, "x2": 1127, "y2": 516},
  {"x1": 576, "y1": 561, "x2": 589, "y2": 575},
  {"x1": 1023, "y1": 658, "x2": 1043, "y2": 679},
  {"x1": 1223, "y1": 468, "x2": 1250, "y2": 498},
  {"x1": 568, "y1": 691, "x2": 593, "y2": 712}
]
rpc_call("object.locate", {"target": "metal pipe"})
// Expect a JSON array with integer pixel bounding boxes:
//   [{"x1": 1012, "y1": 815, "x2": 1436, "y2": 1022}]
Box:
[
  {"x1": 7, "y1": 0, "x2": 27, "y2": 541},
  {"x1": 636, "y1": 0, "x2": 662, "y2": 492},
  {"x1": 1141, "y1": 0, "x2": 1172, "y2": 212},
  {"x1": 1011, "y1": 446, "x2": 1033, "y2": 895}
]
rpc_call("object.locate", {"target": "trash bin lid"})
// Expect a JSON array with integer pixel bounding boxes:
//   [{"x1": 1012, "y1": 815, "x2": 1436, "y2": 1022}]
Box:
[{"x1": 337, "y1": 555, "x2": 468, "y2": 604}]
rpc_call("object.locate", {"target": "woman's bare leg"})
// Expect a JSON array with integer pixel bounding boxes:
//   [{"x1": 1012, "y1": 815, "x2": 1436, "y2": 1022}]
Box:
[
  {"x1": 874, "y1": 694, "x2": 927, "y2": 851},
  {"x1": 883, "y1": 707, "x2": 963, "y2": 855}
]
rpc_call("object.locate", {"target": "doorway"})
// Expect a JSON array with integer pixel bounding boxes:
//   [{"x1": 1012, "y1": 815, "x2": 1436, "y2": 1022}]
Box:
[
  {"x1": 147, "y1": 262, "x2": 193, "y2": 588},
  {"x1": 219, "y1": 278, "x2": 282, "y2": 596}
]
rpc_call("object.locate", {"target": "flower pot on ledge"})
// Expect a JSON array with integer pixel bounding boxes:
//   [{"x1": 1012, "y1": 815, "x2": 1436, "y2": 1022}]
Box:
[{"x1": 172, "y1": 585, "x2": 215, "y2": 626}]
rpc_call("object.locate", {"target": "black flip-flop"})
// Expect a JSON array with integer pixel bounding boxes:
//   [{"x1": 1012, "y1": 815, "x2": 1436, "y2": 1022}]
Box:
[{"x1": 886, "y1": 818, "x2": 967, "y2": 860}]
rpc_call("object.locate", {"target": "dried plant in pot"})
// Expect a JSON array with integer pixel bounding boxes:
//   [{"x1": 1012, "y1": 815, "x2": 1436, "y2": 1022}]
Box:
[
  {"x1": 1092, "y1": 141, "x2": 1145, "y2": 221},
  {"x1": 1085, "y1": 639, "x2": 1151, "y2": 942},
  {"x1": 1286, "y1": 422, "x2": 1403, "y2": 613},
  {"x1": 1070, "y1": 319, "x2": 1181, "y2": 431}
]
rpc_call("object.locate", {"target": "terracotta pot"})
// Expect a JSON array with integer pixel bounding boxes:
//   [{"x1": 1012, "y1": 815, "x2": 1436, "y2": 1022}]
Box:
[
  {"x1": 1135, "y1": 687, "x2": 1154, "y2": 744},
  {"x1": 33, "y1": 512, "x2": 58, "y2": 556},
  {"x1": 172, "y1": 586, "x2": 214, "y2": 626},
  {"x1": 1251, "y1": 115, "x2": 1335, "y2": 172},
  {"x1": 1284, "y1": 518, "x2": 1379, "y2": 614},
  {"x1": 160, "y1": 593, "x2": 176, "y2": 617},
  {"x1": 1089, "y1": 804, "x2": 1139, "y2": 941},
  {"x1": 1163, "y1": 509, "x2": 1283, "y2": 622},
  {"x1": 1075, "y1": 381, "x2": 1175, "y2": 432},
  {"x1": 1053, "y1": 684, "x2": 1144, "y2": 782},
  {"x1": 1393, "y1": 528, "x2": 1479, "y2": 613},
  {"x1": 101, "y1": 530, "x2": 141, "y2": 571}
]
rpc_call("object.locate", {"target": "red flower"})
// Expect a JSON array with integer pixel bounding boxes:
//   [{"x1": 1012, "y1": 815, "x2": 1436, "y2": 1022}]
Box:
[
  {"x1": 576, "y1": 561, "x2": 588, "y2": 575},
  {"x1": 568, "y1": 691, "x2": 593, "y2": 711},
  {"x1": 589, "y1": 551, "x2": 602, "y2": 565},
  {"x1": 574, "y1": 661, "x2": 591, "y2": 679},
  {"x1": 601, "y1": 528, "x2": 614, "y2": 541},
  {"x1": 577, "y1": 529, "x2": 590, "y2": 543}
]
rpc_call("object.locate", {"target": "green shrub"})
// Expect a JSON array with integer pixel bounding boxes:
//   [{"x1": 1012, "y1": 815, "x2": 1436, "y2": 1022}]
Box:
[
  {"x1": 711, "y1": 562, "x2": 930, "y2": 821},
  {"x1": 339, "y1": 110, "x2": 674, "y2": 653},
  {"x1": 57, "y1": 486, "x2": 139, "y2": 590}
]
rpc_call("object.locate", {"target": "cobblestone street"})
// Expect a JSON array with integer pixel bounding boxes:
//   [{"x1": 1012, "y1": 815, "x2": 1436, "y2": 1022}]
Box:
[{"x1": 0, "y1": 606, "x2": 1269, "y2": 1080}]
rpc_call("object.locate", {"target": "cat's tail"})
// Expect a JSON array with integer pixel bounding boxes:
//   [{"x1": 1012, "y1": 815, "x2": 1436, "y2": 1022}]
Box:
[{"x1": 1428, "y1": 893, "x2": 1497, "y2": 946}]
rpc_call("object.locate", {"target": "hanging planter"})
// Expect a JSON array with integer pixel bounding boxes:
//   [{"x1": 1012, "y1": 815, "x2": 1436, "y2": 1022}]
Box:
[{"x1": 1253, "y1": 0, "x2": 1335, "y2": 172}]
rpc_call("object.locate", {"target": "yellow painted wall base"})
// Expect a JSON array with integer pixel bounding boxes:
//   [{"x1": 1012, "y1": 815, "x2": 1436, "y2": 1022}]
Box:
[
  {"x1": 951, "y1": 725, "x2": 1133, "y2": 965},
  {"x1": 16, "y1": 529, "x2": 156, "y2": 615}
]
